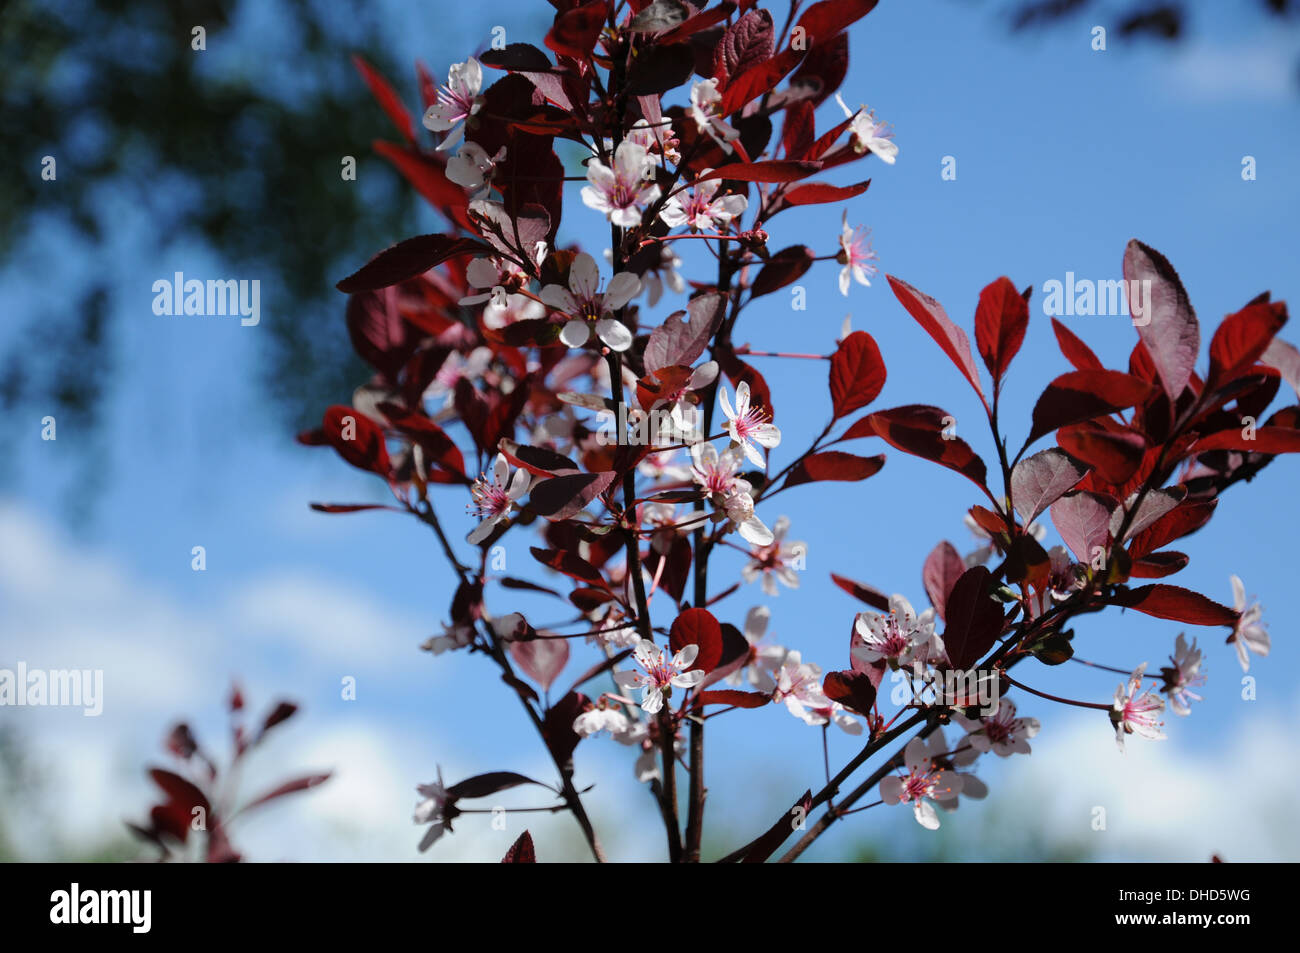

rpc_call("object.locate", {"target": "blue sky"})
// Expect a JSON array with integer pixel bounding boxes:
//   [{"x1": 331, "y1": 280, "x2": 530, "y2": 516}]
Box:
[{"x1": 3, "y1": 0, "x2": 1299, "y2": 861}]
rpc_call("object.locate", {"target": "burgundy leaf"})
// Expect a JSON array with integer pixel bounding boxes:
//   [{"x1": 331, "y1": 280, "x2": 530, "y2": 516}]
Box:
[
  {"x1": 887, "y1": 275, "x2": 985, "y2": 403},
  {"x1": 1123, "y1": 239, "x2": 1200, "y2": 400},
  {"x1": 829, "y1": 330, "x2": 886, "y2": 418},
  {"x1": 509, "y1": 637, "x2": 570, "y2": 692},
  {"x1": 1114, "y1": 585, "x2": 1238, "y2": 627},
  {"x1": 669, "y1": 607, "x2": 723, "y2": 673},
  {"x1": 529, "y1": 471, "x2": 616, "y2": 520},
  {"x1": 1009, "y1": 447, "x2": 1089, "y2": 525},
  {"x1": 644, "y1": 293, "x2": 725, "y2": 373},
  {"x1": 702, "y1": 160, "x2": 823, "y2": 183},
  {"x1": 974, "y1": 276, "x2": 1029, "y2": 384},
  {"x1": 942, "y1": 567, "x2": 1005, "y2": 671},
  {"x1": 1050, "y1": 491, "x2": 1116, "y2": 563},
  {"x1": 785, "y1": 451, "x2": 885, "y2": 487},
  {"x1": 1027, "y1": 369, "x2": 1158, "y2": 446},
  {"x1": 830, "y1": 572, "x2": 890, "y2": 611},
  {"x1": 501, "y1": 830, "x2": 537, "y2": 863},
  {"x1": 336, "y1": 235, "x2": 491, "y2": 293},
  {"x1": 921, "y1": 541, "x2": 965, "y2": 624}
]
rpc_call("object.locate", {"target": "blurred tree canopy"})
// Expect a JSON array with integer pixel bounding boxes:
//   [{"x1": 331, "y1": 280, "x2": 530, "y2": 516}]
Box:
[
  {"x1": 996, "y1": 0, "x2": 1299, "y2": 66},
  {"x1": 1, "y1": 0, "x2": 428, "y2": 441}
]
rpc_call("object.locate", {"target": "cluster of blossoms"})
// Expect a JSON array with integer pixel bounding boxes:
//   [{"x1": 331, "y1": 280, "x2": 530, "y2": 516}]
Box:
[{"x1": 302, "y1": 0, "x2": 1293, "y2": 862}]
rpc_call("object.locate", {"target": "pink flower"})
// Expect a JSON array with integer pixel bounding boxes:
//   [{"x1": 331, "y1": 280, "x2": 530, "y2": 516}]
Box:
[
  {"x1": 445, "y1": 141, "x2": 503, "y2": 192},
  {"x1": 573, "y1": 702, "x2": 632, "y2": 738},
  {"x1": 742, "y1": 516, "x2": 806, "y2": 596},
  {"x1": 1111, "y1": 663, "x2": 1166, "y2": 752},
  {"x1": 640, "y1": 246, "x2": 685, "y2": 306},
  {"x1": 414, "y1": 767, "x2": 454, "y2": 850},
  {"x1": 852, "y1": 595, "x2": 936, "y2": 669},
  {"x1": 835, "y1": 94, "x2": 898, "y2": 164},
  {"x1": 719, "y1": 381, "x2": 781, "y2": 467},
  {"x1": 420, "y1": 621, "x2": 475, "y2": 655},
  {"x1": 771, "y1": 650, "x2": 859, "y2": 732},
  {"x1": 711, "y1": 605, "x2": 784, "y2": 691},
  {"x1": 614, "y1": 640, "x2": 706, "y2": 714},
  {"x1": 627, "y1": 118, "x2": 681, "y2": 165},
  {"x1": 836, "y1": 211, "x2": 878, "y2": 296},
  {"x1": 466, "y1": 452, "x2": 529, "y2": 544},
  {"x1": 953, "y1": 698, "x2": 1040, "y2": 757},
  {"x1": 689, "y1": 442, "x2": 774, "y2": 546},
  {"x1": 422, "y1": 58, "x2": 483, "y2": 151},
  {"x1": 1229, "y1": 575, "x2": 1270, "y2": 672},
  {"x1": 689, "y1": 79, "x2": 740, "y2": 153},
  {"x1": 581, "y1": 141, "x2": 661, "y2": 228},
  {"x1": 540, "y1": 252, "x2": 641, "y2": 352},
  {"x1": 880, "y1": 737, "x2": 963, "y2": 830},
  {"x1": 660, "y1": 174, "x2": 748, "y2": 231},
  {"x1": 1159, "y1": 633, "x2": 1206, "y2": 716}
]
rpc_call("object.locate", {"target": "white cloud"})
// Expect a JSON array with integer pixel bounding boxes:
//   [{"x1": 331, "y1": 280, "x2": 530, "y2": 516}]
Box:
[{"x1": 1157, "y1": 41, "x2": 1296, "y2": 103}]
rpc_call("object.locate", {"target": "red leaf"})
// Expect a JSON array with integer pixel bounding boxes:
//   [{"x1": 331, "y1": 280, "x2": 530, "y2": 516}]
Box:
[
  {"x1": 922, "y1": 541, "x2": 965, "y2": 624},
  {"x1": 509, "y1": 637, "x2": 570, "y2": 691},
  {"x1": 502, "y1": 830, "x2": 537, "y2": 863},
  {"x1": 670, "y1": 607, "x2": 723, "y2": 673},
  {"x1": 695, "y1": 689, "x2": 771, "y2": 708},
  {"x1": 1050, "y1": 491, "x2": 1116, "y2": 564},
  {"x1": 337, "y1": 235, "x2": 492, "y2": 293},
  {"x1": 823, "y1": 669, "x2": 877, "y2": 715},
  {"x1": 785, "y1": 451, "x2": 884, "y2": 487},
  {"x1": 1208, "y1": 301, "x2": 1287, "y2": 389},
  {"x1": 974, "y1": 276, "x2": 1029, "y2": 384},
  {"x1": 322, "y1": 406, "x2": 390, "y2": 477},
  {"x1": 719, "y1": 47, "x2": 805, "y2": 115},
  {"x1": 1128, "y1": 499, "x2": 1216, "y2": 560},
  {"x1": 530, "y1": 547, "x2": 607, "y2": 588},
  {"x1": 352, "y1": 56, "x2": 414, "y2": 143},
  {"x1": 714, "y1": 8, "x2": 774, "y2": 85},
  {"x1": 1192, "y1": 426, "x2": 1300, "y2": 454},
  {"x1": 702, "y1": 160, "x2": 823, "y2": 183},
  {"x1": 545, "y1": 0, "x2": 606, "y2": 59},
  {"x1": 1009, "y1": 447, "x2": 1089, "y2": 524},
  {"x1": 529, "y1": 471, "x2": 616, "y2": 520},
  {"x1": 1124, "y1": 239, "x2": 1200, "y2": 400},
  {"x1": 788, "y1": 31, "x2": 848, "y2": 107},
  {"x1": 829, "y1": 330, "x2": 886, "y2": 419},
  {"x1": 1057, "y1": 425, "x2": 1146, "y2": 486},
  {"x1": 863, "y1": 405, "x2": 988, "y2": 489},
  {"x1": 241, "y1": 773, "x2": 332, "y2": 813},
  {"x1": 1051, "y1": 317, "x2": 1105, "y2": 372},
  {"x1": 1114, "y1": 585, "x2": 1238, "y2": 627},
  {"x1": 149, "y1": 768, "x2": 210, "y2": 814},
  {"x1": 1129, "y1": 552, "x2": 1189, "y2": 578},
  {"x1": 644, "y1": 293, "x2": 725, "y2": 373},
  {"x1": 372, "y1": 142, "x2": 470, "y2": 223},
  {"x1": 751, "y1": 246, "x2": 815, "y2": 298},
  {"x1": 942, "y1": 566, "x2": 1005, "y2": 671},
  {"x1": 1027, "y1": 369, "x2": 1158, "y2": 446},
  {"x1": 795, "y1": 0, "x2": 879, "y2": 45},
  {"x1": 830, "y1": 572, "x2": 890, "y2": 611},
  {"x1": 448, "y1": 771, "x2": 544, "y2": 800},
  {"x1": 781, "y1": 99, "x2": 815, "y2": 159},
  {"x1": 887, "y1": 275, "x2": 985, "y2": 404},
  {"x1": 782, "y1": 180, "x2": 871, "y2": 206}
]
